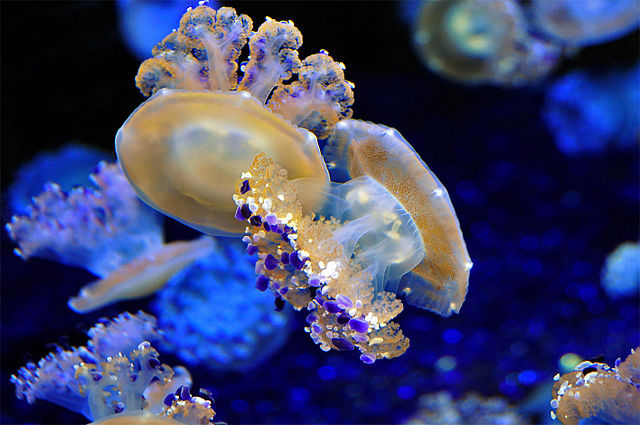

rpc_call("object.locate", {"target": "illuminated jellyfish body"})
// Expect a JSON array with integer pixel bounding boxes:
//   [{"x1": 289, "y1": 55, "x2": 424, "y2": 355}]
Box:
[
  {"x1": 403, "y1": 391, "x2": 527, "y2": 425},
  {"x1": 11, "y1": 311, "x2": 217, "y2": 424},
  {"x1": 531, "y1": 0, "x2": 640, "y2": 47},
  {"x1": 543, "y1": 65, "x2": 640, "y2": 155},
  {"x1": 116, "y1": 0, "x2": 205, "y2": 60},
  {"x1": 412, "y1": 0, "x2": 560, "y2": 86},
  {"x1": 116, "y1": 4, "x2": 354, "y2": 236},
  {"x1": 601, "y1": 241, "x2": 640, "y2": 299},
  {"x1": 6, "y1": 162, "x2": 214, "y2": 312},
  {"x1": 233, "y1": 119, "x2": 471, "y2": 363},
  {"x1": 7, "y1": 143, "x2": 110, "y2": 214},
  {"x1": 150, "y1": 238, "x2": 291, "y2": 371},
  {"x1": 550, "y1": 347, "x2": 640, "y2": 425}
]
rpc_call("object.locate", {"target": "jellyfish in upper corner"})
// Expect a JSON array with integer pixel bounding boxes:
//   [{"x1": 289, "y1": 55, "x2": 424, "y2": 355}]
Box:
[
  {"x1": 116, "y1": 0, "x2": 208, "y2": 60},
  {"x1": 6, "y1": 161, "x2": 215, "y2": 313},
  {"x1": 10, "y1": 311, "x2": 217, "y2": 425},
  {"x1": 150, "y1": 237, "x2": 291, "y2": 372},
  {"x1": 530, "y1": 0, "x2": 640, "y2": 47},
  {"x1": 115, "y1": 4, "x2": 354, "y2": 236},
  {"x1": 233, "y1": 118, "x2": 472, "y2": 363},
  {"x1": 411, "y1": 0, "x2": 561, "y2": 86},
  {"x1": 601, "y1": 241, "x2": 640, "y2": 299},
  {"x1": 543, "y1": 65, "x2": 640, "y2": 155},
  {"x1": 7, "y1": 143, "x2": 111, "y2": 214},
  {"x1": 550, "y1": 347, "x2": 640, "y2": 425}
]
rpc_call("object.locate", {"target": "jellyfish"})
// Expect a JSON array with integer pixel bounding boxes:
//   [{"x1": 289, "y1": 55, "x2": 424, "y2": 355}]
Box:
[
  {"x1": 150, "y1": 238, "x2": 291, "y2": 371},
  {"x1": 115, "y1": 0, "x2": 207, "y2": 60},
  {"x1": 403, "y1": 391, "x2": 527, "y2": 425},
  {"x1": 6, "y1": 161, "x2": 215, "y2": 312},
  {"x1": 530, "y1": 0, "x2": 640, "y2": 47},
  {"x1": 411, "y1": 0, "x2": 561, "y2": 86},
  {"x1": 550, "y1": 347, "x2": 640, "y2": 424},
  {"x1": 601, "y1": 241, "x2": 640, "y2": 299},
  {"x1": 11, "y1": 311, "x2": 216, "y2": 424},
  {"x1": 116, "y1": 4, "x2": 354, "y2": 236},
  {"x1": 542, "y1": 65, "x2": 640, "y2": 155},
  {"x1": 232, "y1": 118, "x2": 472, "y2": 363}
]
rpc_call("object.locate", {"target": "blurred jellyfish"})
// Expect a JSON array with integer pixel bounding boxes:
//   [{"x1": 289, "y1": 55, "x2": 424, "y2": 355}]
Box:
[
  {"x1": 7, "y1": 143, "x2": 111, "y2": 214},
  {"x1": 412, "y1": 0, "x2": 561, "y2": 86},
  {"x1": 531, "y1": 0, "x2": 640, "y2": 47},
  {"x1": 601, "y1": 241, "x2": 640, "y2": 298},
  {"x1": 6, "y1": 162, "x2": 215, "y2": 312},
  {"x1": 543, "y1": 65, "x2": 640, "y2": 155},
  {"x1": 151, "y1": 238, "x2": 291, "y2": 371},
  {"x1": 233, "y1": 119, "x2": 471, "y2": 363},
  {"x1": 116, "y1": 4, "x2": 353, "y2": 236},
  {"x1": 116, "y1": 0, "x2": 208, "y2": 60},
  {"x1": 11, "y1": 311, "x2": 217, "y2": 424},
  {"x1": 403, "y1": 391, "x2": 527, "y2": 425},
  {"x1": 550, "y1": 347, "x2": 640, "y2": 425}
]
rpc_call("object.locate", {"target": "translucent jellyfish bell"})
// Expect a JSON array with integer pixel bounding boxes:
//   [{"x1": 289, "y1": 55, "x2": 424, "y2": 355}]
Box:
[
  {"x1": 531, "y1": 0, "x2": 640, "y2": 47},
  {"x1": 413, "y1": 0, "x2": 559, "y2": 86},
  {"x1": 116, "y1": 89, "x2": 330, "y2": 235},
  {"x1": 324, "y1": 119, "x2": 472, "y2": 316}
]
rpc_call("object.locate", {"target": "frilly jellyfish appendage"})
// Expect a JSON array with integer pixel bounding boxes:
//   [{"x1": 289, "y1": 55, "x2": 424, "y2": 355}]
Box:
[
  {"x1": 601, "y1": 241, "x2": 640, "y2": 299},
  {"x1": 6, "y1": 162, "x2": 215, "y2": 313},
  {"x1": 531, "y1": 0, "x2": 640, "y2": 47},
  {"x1": 11, "y1": 312, "x2": 217, "y2": 424},
  {"x1": 116, "y1": 89, "x2": 329, "y2": 236},
  {"x1": 324, "y1": 119, "x2": 472, "y2": 316},
  {"x1": 151, "y1": 238, "x2": 291, "y2": 371},
  {"x1": 550, "y1": 347, "x2": 640, "y2": 425},
  {"x1": 117, "y1": 4, "x2": 355, "y2": 236},
  {"x1": 232, "y1": 121, "x2": 470, "y2": 362},
  {"x1": 6, "y1": 162, "x2": 163, "y2": 277},
  {"x1": 68, "y1": 236, "x2": 215, "y2": 313},
  {"x1": 413, "y1": 0, "x2": 560, "y2": 86},
  {"x1": 7, "y1": 143, "x2": 111, "y2": 214}
]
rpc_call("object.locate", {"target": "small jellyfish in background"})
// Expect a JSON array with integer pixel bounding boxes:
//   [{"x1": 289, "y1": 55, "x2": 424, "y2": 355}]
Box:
[
  {"x1": 116, "y1": 4, "x2": 353, "y2": 236},
  {"x1": 116, "y1": 0, "x2": 208, "y2": 60},
  {"x1": 403, "y1": 391, "x2": 528, "y2": 425},
  {"x1": 6, "y1": 162, "x2": 215, "y2": 312},
  {"x1": 601, "y1": 241, "x2": 640, "y2": 299},
  {"x1": 411, "y1": 0, "x2": 561, "y2": 86},
  {"x1": 7, "y1": 143, "x2": 110, "y2": 214},
  {"x1": 233, "y1": 119, "x2": 471, "y2": 363},
  {"x1": 542, "y1": 65, "x2": 640, "y2": 155},
  {"x1": 151, "y1": 238, "x2": 291, "y2": 371},
  {"x1": 11, "y1": 311, "x2": 218, "y2": 424},
  {"x1": 530, "y1": 0, "x2": 640, "y2": 47},
  {"x1": 550, "y1": 347, "x2": 640, "y2": 424}
]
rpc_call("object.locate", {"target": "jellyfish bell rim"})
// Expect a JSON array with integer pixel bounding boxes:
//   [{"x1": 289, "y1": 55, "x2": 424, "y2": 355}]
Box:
[
  {"x1": 115, "y1": 88, "x2": 330, "y2": 236},
  {"x1": 326, "y1": 118, "x2": 472, "y2": 316}
]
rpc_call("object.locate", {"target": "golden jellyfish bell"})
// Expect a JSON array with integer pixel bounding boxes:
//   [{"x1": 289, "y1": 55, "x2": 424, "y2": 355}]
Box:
[
  {"x1": 325, "y1": 119, "x2": 472, "y2": 316},
  {"x1": 116, "y1": 89, "x2": 330, "y2": 235},
  {"x1": 89, "y1": 412, "x2": 184, "y2": 425}
]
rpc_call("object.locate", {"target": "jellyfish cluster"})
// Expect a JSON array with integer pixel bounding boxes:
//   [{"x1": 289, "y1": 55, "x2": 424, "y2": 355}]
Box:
[
  {"x1": 114, "y1": 3, "x2": 471, "y2": 364},
  {"x1": 4, "y1": 1, "x2": 639, "y2": 424},
  {"x1": 10, "y1": 311, "x2": 217, "y2": 424},
  {"x1": 408, "y1": 0, "x2": 639, "y2": 86}
]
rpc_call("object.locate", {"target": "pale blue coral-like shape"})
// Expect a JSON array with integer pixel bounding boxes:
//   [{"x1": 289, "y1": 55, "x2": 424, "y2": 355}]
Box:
[
  {"x1": 6, "y1": 162, "x2": 163, "y2": 278},
  {"x1": 151, "y1": 238, "x2": 291, "y2": 371},
  {"x1": 7, "y1": 143, "x2": 111, "y2": 214},
  {"x1": 543, "y1": 65, "x2": 640, "y2": 155},
  {"x1": 601, "y1": 241, "x2": 640, "y2": 299}
]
